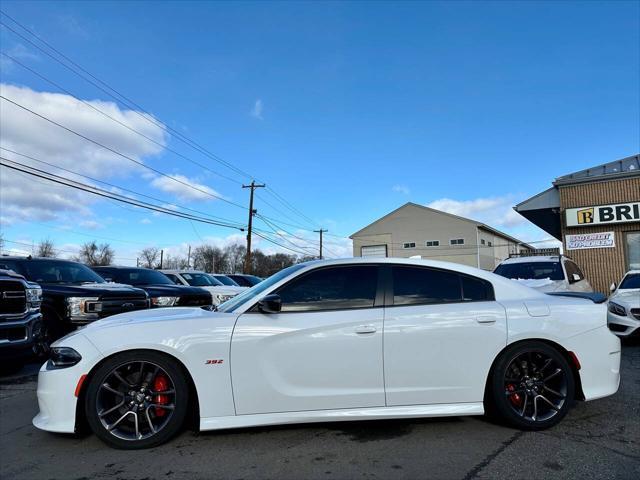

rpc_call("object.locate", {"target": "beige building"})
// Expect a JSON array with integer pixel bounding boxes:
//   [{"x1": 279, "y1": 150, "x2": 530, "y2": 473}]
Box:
[{"x1": 350, "y1": 203, "x2": 531, "y2": 270}]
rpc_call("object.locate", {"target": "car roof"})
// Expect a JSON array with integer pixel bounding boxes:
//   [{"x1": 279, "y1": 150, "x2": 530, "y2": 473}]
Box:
[
  {"x1": 159, "y1": 269, "x2": 206, "y2": 274},
  {"x1": 497, "y1": 255, "x2": 563, "y2": 265},
  {"x1": 0, "y1": 256, "x2": 79, "y2": 262},
  {"x1": 92, "y1": 265, "x2": 155, "y2": 270}
]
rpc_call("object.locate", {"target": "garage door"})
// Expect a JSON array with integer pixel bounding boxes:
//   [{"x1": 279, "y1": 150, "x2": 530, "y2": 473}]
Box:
[{"x1": 361, "y1": 245, "x2": 387, "y2": 258}]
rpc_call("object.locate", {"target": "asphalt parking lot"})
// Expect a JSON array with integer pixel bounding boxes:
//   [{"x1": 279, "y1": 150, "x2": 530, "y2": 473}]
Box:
[{"x1": 1, "y1": 339, "x2": 639, "y2": 480}]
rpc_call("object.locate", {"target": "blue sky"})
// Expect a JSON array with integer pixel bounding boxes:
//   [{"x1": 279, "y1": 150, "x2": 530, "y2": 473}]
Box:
[{"x1": 0, "y1": 0, "x2": 638, "y2": 262}]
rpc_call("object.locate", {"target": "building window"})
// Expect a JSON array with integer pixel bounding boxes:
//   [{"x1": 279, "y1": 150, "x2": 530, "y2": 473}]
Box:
[
  {"x1": 450, "y1": 238, "x2": 465, "y2": 245},
  {"x1": 625, "y1": 231, "x2": 640, "y2": 270},
  {"x1": 480, "y1": 239, "x2": 486, "y2": 245},
  {"x1": 488, "y1": 241, "x2": 492, "y2": 247},
  {"x1": 402, "y1": 242, "x2": 416, "y2": 249},
  {"x1": 425, "y1": 240, "x2": 440, "y2": 247}
]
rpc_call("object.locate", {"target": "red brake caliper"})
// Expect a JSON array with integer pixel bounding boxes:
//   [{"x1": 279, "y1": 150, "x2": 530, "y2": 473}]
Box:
[
  {"x1": 153, "y1": 374, "x2": 170, "y2": 417},
  {"x1": 506, "y1": 384, "x2": 523, "y2": 407}
]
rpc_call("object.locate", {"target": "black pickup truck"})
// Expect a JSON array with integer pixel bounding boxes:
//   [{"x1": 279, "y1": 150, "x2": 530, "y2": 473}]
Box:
[
  {"x1": 92, "y1": 266, "x2": 212, "y2": 308},
  {"x1": 0, "y1": 257, "x2": 150, "y2": 343},
  {"x1": 0, "y1": 269, "x2": 45, "y2": 372}
]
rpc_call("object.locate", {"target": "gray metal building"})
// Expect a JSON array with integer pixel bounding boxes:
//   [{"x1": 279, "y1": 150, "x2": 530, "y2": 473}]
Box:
[{"x1": 350, "y1": 203, "x2": 531, "y2": 270}]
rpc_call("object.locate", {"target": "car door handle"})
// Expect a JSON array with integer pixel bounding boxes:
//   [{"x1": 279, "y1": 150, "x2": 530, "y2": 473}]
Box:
[
  {"x1": 355, "y1": 325, "x2": 377, "y2": 335},
  {"x1": 476, "y1": 316, "x2": 496, "y2": 324}
]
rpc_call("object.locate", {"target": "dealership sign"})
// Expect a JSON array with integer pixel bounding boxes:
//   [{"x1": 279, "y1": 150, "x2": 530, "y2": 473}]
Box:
[
  {"x1": 565, "y1": 202, "x2": 640, "y2": 227},
  {"x1": 566, "y1": 232, "x2": 615, "y2": 250}
]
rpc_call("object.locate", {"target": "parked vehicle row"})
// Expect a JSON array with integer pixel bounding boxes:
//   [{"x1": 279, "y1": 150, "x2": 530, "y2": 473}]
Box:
[
  {"x1": 32, "y1": 258, "x2": 621, "y2": 449},
  {"x1": 607, "y1": 270, "x2": 640, "y2": 337},
  {"x1": 0, "y1": 256, "x2": 264, "y2": 366}
]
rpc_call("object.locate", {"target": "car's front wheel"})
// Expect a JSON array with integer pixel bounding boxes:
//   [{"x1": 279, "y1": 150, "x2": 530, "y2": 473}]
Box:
[
  {"x1": 85, "y1": 351, "x2": 188, "y2": 449},
  {"x1": 489, "y1": 341, "x2": 575, "y2": 430}
]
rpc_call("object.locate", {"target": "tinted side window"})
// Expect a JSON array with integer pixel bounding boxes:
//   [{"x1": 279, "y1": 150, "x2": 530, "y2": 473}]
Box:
[
  {"x1": 564, "y1": 261, "x2": 583, "y2": 280},
  {"x1": 392, "y1": 266, "x2": 462, "y2": 306},
  {"x1": 461, "y1": 275, "x2": 495, "y2": 301},
  {"x1": 277, "y1": 266, "x2": 378, "y2": 312}
]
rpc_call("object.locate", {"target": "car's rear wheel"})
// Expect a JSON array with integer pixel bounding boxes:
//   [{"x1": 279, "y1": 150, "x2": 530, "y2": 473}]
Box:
[
  {"x1": 85, "y1": 351, "x2": 188, "y2": 449},
  {"x1": 489, "y1": 341, "x2": 575, "y2": 430}
]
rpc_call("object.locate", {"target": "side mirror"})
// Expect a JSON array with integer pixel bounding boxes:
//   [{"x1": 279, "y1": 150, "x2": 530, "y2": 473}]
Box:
[
  {"x1": 610, "y1": 282, "x2": 617, "y2": 292},
  {"x1": 571, "y1": 273, "x2": 581, "y2": 283},
  {"x1": 257, "y1": 294, "x2": 282, "y2": 314}
]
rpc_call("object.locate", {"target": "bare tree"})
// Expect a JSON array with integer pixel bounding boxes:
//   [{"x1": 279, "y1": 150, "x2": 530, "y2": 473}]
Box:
[
  {"x1": 193, "y1": 245, "x2": 228, "y2": 273},
  {"x1": 138, "y1": 247, "x2": 160, "y2": 269},
  {"x1": 224, "y1": 244, "x2": 246, "y2": 274},
  {"x1": 163, "y1": 254, "x2": 190, "y2": 270},
  {"x1": 36, "y1": 238, "x2": 57, "y2": 258},
  {"x1": 78, "y1": 241, "x2": 115, "y2": 266}
]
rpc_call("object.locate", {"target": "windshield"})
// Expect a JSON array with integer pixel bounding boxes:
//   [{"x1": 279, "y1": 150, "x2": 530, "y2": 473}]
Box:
[
  {"x1": 217, "y1": 264, "x2": 307, "y2": 312},
  {"x1": 494, "y1": 262, "x2": 564, "y2": 281},
  {"x1": 180, "y1": 272, "x2": 222, "y2": 286},
  {"x1": 21, "y1": 260, "x2": 105, "y2": 284},
  {"x1": 619, "y1": 273, "x2": 640, "y2": 289},
  {"x1": 107, "y1": 269, "x2": 174, "y2": 285},
  {"x1": 212, "y1": 275, "x2": 239, "y2": 286}
]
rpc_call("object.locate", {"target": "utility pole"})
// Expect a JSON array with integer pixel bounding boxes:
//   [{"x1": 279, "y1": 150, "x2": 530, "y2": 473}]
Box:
[
  {"x1": 314, "y1": 229, "x2": 328, "y2": 259},
  {"x1": 159, "y1": 249, "x2": 164, "y2": 269},
  {"x1": 187, "y1": 245, "x2": 191, "y2": 269},
  {"x1": 242, "y1": 180, "x2": 265, "y2": 273}
]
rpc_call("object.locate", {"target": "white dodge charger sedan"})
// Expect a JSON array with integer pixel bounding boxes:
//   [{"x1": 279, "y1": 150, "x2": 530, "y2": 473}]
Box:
[{"x1": 33, "y1": 258, "x2": 621, "y2": 449}]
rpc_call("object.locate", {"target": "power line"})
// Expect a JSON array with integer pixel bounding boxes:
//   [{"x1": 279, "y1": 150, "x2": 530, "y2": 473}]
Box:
[
  {"x1": 0, "y1": 158, "x2": 245, "y2": 230},
  {"x1": 0, "y1": 10, "x2": 321, "y2": 230},
  {"x1": 1, "y1": 238, "x2": 138, "y2": 261},
  {"x1": 0, "y1": 147, "x2": 245, "y2": 228},
  {"x1": 0, "y1": 51, "x2": 243, "y2": 186},
  {"x1": 0, "y1": 94, "x2": 247, "y2": 209},
  {"x1": 256, "y1": 216, "x2": 319, "y2": 256},
  {"x1": 252, "y1": 231, "x2": 311, "y2": 256}
]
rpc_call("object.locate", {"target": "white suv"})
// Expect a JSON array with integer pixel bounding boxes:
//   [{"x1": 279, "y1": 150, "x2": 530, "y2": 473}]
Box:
[
  {"x1": 160, "y1": 270, "x2": 245, "y2": 305},
  {"x1": 493, "y1": 255, "x2": 593, "y2": 293},
  {"x1": 607, "y1": 271, "x2": 640, "y2": 337}
]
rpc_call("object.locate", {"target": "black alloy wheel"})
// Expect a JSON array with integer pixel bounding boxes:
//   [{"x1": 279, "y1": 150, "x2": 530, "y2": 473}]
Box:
[
  {"x1": 85, "y1": 351, "x2": 188, "y2": 449},
  {"x1": 490, "y1": 341, "x2": 575, "y2": 430}
]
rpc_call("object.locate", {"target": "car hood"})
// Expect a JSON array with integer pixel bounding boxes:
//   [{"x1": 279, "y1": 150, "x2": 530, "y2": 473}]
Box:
[
  {"x1": 610, "y1": 290, "x2": 640, "y2": 309},
  {"x1": 135, "y1": 284, "x2": 211, "y2": 298},
  {"x1": 41, "y1": 282, "x2": 148, "y2": 298},
  {"x1": 81, "y1": 305, "x2": 224, "y2": 331},
  {"x1": 193, "y1": 285, "x2": 246, "y2": 295}
]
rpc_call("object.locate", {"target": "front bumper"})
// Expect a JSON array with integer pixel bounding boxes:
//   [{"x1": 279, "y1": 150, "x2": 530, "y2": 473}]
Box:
[
  {"x1": 607, "y1": 311, "x2": 640, "y2": 337},
  {"x1": 32, "y1": 333, "x2": 103, "y2": 433},
  {"x1": 0, "y1": 312, "x2": 44, "y2": 360},
  {"x1": 565, "y1": 325, "x2": 621, "y2": 401}
]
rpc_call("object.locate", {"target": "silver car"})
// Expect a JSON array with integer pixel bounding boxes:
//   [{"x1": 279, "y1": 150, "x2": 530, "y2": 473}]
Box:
[
  {"x1": 607, "y1": 271, "x2": 640, "y2": 337},
  {"x1": 494, "y1": 255, "x2": 593, "y2": 293}
]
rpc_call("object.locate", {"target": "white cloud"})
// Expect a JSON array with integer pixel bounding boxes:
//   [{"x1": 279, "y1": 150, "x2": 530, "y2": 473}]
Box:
[
  {"x1": 79, "y1": 220, "x2": 103, "y2": 230},
  {"x1": 250, "y1": 99, "x2": 263, "y2": 120},
  {"x1": 392, "y1": 184, "x2": 410, "y2": 195},
  {"x1": 140, "y1": 218, "x2": 152, "y2": 224},
  {"x1": 150, "y1": 174, "x2": 223, "y2": 201},
  {"x1": 0, "y1": 83, "x2": 167, "y2": 225},
  {"x1": 426, "y1": 195, "x2": 528, "y2": 229},
  {"x1": 0, "y1": 44, "x2": 40, "y2": 72}
]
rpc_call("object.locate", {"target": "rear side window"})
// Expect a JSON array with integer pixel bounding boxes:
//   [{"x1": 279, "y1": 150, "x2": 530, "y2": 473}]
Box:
[
  {"x1": 461, "y1": 275, "x2": 494, "y2": 301},
  {"x1": 277, "y1": 266, "x2": 378, "y2": 312},
  {"x1": 392, "y1": 266, "x2": 462, "y2": 305},
  {"x1": 564, "y1": 261, "x2": 584, "y2": 281}
]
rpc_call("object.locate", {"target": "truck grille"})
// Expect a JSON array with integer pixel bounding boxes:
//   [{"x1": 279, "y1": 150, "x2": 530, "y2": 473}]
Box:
[
  {"x1": 99, "y1": 296, "x2": 149, "y2": 317},
  {"x1": 631, "y1": 309, "x2": 640, "y2": 321},
  {"x1": 0, "y1": 280, "x2": 27, "y2": 317}
]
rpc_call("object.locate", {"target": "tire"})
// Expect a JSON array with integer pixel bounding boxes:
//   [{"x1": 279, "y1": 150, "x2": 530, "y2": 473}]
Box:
[
  {"x1": 85, "y1": 350, "x2": 189, "y2": 449},
  {"x1": 489, "y1": 341, "x2": 575, "y2": 430}
]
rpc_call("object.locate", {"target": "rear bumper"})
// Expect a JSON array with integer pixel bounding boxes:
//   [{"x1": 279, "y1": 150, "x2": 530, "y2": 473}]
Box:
[{"x1": 565, "y1": 326, "x2": 621, "y2": 401}]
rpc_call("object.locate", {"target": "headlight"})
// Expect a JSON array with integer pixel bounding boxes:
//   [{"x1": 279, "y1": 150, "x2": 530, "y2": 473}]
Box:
[
  {"x1": 151, "y1": 296, "x2": 179, "y2": 307},
  {"x1": 47, "y1": 347, "x2": 82, "y2": 369},
  {"x1": 66, "y1": 297, "x2": 101, "y2": 318},
  {"x1": 26, "y1": 286, "x2": 42, "y2": 311},
  {"x1": 608, "y1": 302, "x2": 627, "y2": 317},
  {"x1": 215, "y1": 293, "x2": 235, "y2": 304}
]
